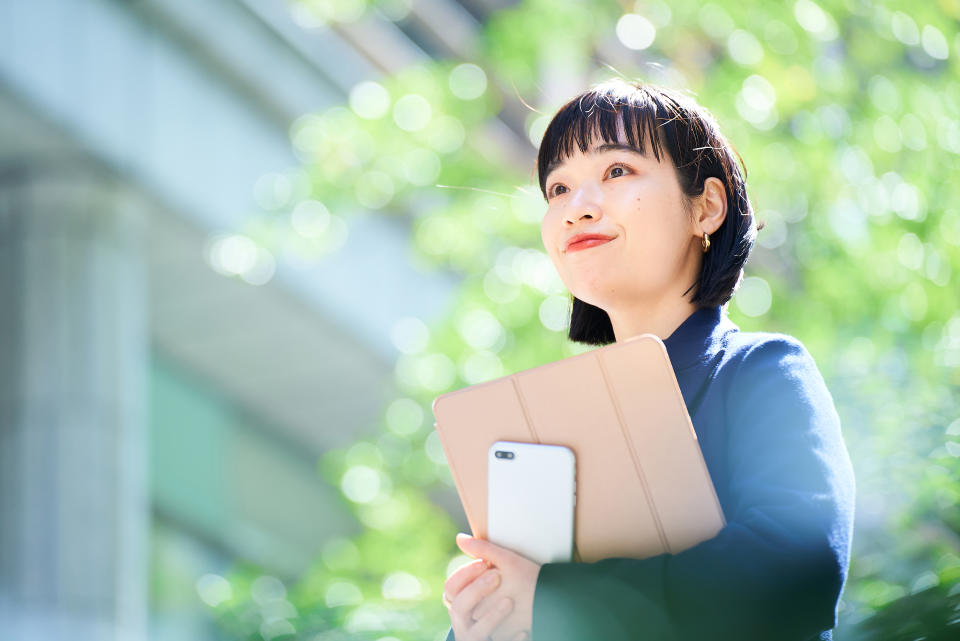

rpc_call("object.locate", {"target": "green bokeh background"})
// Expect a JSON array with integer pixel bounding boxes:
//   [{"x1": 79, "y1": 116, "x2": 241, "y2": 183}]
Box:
[{"x1": 205, "y1": 0, "x2": 960, "y2": 638}]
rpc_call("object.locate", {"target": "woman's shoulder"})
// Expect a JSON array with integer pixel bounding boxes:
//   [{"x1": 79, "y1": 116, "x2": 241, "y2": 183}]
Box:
[
  {"x1": 713, "y1": 325, "x2": 841, "y2": 428},
  {"x1": 719, "y1": 327, "x2": 826, "y2": 390}
]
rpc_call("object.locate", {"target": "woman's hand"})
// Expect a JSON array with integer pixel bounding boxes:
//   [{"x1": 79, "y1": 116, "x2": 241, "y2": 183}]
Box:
[{"x1": 443, "y1": 533, "x2": 541, "y2": 641}]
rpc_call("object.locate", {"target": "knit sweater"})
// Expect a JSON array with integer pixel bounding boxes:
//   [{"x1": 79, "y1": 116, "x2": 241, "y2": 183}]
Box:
[{"x1": 445, "y1": 305, "x2": 856, "y2": 641}]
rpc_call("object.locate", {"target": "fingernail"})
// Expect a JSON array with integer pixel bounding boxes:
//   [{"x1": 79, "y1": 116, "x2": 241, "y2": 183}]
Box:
[{"x1": 456, "y1": 532, "x2": 471, "y2": 541}]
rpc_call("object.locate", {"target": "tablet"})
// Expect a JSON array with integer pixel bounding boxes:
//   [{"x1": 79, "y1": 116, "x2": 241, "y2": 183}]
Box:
[{"x1": 432, "y1": 333, "x2": 725, "y2": 563}]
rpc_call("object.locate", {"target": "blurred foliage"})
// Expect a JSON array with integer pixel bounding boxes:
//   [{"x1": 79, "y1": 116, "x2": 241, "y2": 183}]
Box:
[{"x1": 204, "y1": 0, "x2": 960, "y2": 639}]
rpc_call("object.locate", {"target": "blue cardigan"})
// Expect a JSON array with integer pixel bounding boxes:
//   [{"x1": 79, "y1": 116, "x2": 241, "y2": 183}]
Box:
[{"x1": 447, "y1": 305, "x2": 856, "y2": 641}]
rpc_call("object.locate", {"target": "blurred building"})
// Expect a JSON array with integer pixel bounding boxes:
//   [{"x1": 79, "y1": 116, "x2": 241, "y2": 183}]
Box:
[{"x1": 0, "y1": 0, "x2": 529, "y2": 639}]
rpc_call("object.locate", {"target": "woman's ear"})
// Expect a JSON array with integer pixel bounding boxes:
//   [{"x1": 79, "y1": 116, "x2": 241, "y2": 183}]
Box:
[{"x1": 697, "y1": 177, "x2": 728, "y2": 235}]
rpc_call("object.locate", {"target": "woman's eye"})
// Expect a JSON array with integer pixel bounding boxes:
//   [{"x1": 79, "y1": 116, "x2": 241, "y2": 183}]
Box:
[
  {"x1": 608, "y1": 164, "x2": 629, "y2": 178},
  {"x1": 548, "y1": 165, "x2": 628, "y2": 198}
]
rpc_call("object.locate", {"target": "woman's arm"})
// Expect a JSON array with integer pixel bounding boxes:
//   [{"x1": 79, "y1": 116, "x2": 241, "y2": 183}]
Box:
[{"x1": 531, "y1": 337, "x2": 856, "y2": 641}]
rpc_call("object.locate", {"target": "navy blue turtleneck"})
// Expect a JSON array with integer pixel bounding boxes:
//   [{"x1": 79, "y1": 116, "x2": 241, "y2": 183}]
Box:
[{"x1": 446, "y1": 304, "x2": 855, "y2": 641}]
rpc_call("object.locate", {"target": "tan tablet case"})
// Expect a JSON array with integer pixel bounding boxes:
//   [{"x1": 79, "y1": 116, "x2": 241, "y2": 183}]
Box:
[{"x1": 432, "y1": 333, "x2": 725, "y2": 564}]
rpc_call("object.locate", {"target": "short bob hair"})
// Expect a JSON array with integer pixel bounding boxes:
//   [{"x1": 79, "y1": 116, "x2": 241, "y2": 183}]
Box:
[{"x1": 536, "y1": 79, "x2": 760, "y2": 346}]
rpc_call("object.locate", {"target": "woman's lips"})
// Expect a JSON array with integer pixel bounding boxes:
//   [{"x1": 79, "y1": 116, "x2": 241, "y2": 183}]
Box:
[{"x1": 566, "y1": 237, "x2": 614, "y2": 252}]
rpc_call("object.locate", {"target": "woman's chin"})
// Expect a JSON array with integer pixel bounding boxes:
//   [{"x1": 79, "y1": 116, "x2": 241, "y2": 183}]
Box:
[{"x1": 571, "y1": 290, "x2": 615, "y2": 311}]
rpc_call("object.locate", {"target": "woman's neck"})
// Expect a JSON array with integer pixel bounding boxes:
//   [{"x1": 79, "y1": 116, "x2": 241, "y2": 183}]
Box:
[{"x1": 607, "y1": 298, "x2": 699, "y2": 343}]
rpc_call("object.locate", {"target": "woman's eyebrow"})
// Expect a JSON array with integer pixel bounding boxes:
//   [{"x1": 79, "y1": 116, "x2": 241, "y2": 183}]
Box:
[
  {"x1": 544, "y1": 143, "x2": 647, "y2": 184},
  {"x1": 593, "y1": 142, "x2": 647, "y2": 156}
]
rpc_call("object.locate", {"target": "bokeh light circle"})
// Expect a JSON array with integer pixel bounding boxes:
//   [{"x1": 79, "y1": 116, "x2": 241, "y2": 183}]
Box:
[
  {"x1": 616, "y1": 14, "x2": 656, "y2": 50},
  {"x1": 734, "y1": 276, "x2": 772, "y2": 317},
  {"x1": 393, "y1": 94, "x2": 432, "y2": 131},
  {"x1": 449, "y1": 63, "x2": 488, "y2": 100},
  {"x1": 341, "y1": 465, "x2": 382, "y2": 503},
  {"x1": 350, "y1": 81, "x2": 391, "y2": 119}
]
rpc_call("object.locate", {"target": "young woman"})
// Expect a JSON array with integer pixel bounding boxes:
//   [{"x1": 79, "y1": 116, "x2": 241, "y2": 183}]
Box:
[{"x1": 441, "y1": 79, "x2": 856, "y2": 641}]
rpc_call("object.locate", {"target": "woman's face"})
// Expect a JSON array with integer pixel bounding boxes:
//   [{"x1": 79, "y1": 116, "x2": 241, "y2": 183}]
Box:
[{"x1": 540, "y1": 127, "x2": 703, "y2": 315}]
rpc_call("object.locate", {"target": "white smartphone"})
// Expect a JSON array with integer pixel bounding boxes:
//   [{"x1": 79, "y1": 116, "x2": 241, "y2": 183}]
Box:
[{"x1": 487, "y1": 441, "x2": 576, "y2": 564}]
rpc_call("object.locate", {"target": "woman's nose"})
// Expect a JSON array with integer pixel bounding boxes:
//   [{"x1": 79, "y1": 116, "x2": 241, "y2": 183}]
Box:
[{"x1": 564, "y1": 187, "x2": 602, "y2": 224}]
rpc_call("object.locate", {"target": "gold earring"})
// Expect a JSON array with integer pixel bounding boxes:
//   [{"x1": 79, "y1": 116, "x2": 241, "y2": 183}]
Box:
[{"x1": 702, "y1": 232, "x2": 710, "y2": 253}]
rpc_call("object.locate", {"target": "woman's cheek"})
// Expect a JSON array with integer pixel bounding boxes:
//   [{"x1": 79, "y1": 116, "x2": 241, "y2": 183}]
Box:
[
  {"x1": 540, "y1": 216, "x2": 554, "y2": 254},
  {"x1": 542, "y1": 211, "x2": 562, "y2": 256}
]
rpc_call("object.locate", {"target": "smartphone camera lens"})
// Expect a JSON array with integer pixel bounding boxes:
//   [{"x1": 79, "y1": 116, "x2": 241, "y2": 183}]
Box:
[{"x1": 494, "y1": 450, "x2": 515, "y2": 460}]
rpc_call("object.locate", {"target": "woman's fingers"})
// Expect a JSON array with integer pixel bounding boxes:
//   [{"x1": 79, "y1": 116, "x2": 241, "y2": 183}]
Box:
[
  {"x1": 451, "y1": 568, "x2": 500, "y2": 613},
  {"x1": 455, "y1": 596, "x2": 514, "y2": 641},
  {"x1": 443, "y1": 558, "x2": 488, "y2": 603},
  {"x1": 447, "y1": 568, "x2": 503, "y2": 633}
]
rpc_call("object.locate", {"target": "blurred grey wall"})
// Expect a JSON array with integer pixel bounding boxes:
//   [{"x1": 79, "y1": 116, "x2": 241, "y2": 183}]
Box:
[
  {"x1": 0, "y1": 0, "x2": 465, "y2": 639},
  {"x1": 0, "y1": 164, "x2": 148, "y2": 640}
]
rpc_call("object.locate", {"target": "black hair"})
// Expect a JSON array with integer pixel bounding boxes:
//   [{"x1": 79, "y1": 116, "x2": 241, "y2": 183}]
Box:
[{"x1": 536, "y1": 78, "x2": 761, "y2": 345}]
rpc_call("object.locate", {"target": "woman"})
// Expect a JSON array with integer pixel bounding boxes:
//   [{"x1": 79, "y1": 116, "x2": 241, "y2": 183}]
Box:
[{"x1": 441, "y1": 79, "x2": 855, "y2": 641}]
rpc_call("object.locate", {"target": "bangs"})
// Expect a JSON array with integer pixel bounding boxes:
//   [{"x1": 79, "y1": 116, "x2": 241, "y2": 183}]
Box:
[{"x1": 536, "y1": 86, "x2": 672, "y2": 198}]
